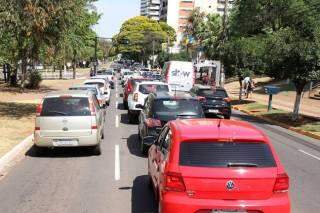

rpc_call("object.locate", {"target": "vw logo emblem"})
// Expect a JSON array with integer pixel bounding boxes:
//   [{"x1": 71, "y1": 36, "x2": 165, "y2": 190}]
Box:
[{"x1": 226, "y1": 180, "x2": 235, "y2": 190}]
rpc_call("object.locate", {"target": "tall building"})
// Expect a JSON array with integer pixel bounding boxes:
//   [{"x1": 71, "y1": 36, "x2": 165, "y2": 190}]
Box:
[
  {"x1": 140, "y1": 0, "x2": 161, "y2": 21},
  {"x1": 160, "y1": 0, "x2": 233, "y2": 53}
]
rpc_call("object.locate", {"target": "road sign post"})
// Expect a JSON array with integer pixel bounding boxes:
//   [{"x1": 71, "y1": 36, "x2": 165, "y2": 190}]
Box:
[{"x1": 264, "y1": 86, "x2": 280, "y2": 111}]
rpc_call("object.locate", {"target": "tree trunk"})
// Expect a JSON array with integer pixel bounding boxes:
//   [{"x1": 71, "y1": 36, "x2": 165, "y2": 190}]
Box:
[
  {"x1": 292, "y1": 81, "x2": 306, "y2": 121},
  {"x1": 73, "y1": 49, "x2": 77, "y2": 79},
  {"x1": 21, "y1": 58, "x2": 28, "y2": 88},
  {"x1": 239, "y1": 77, "x2": 243, "y2": 101}
]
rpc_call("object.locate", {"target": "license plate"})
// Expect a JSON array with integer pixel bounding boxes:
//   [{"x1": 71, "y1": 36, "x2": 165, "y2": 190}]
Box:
[
  {"x1": 208, "y1": 109, "x2": 219, "y2": 113},
  {"x1": 53, "y1": 140, "x2": 79, "y2": 147}
]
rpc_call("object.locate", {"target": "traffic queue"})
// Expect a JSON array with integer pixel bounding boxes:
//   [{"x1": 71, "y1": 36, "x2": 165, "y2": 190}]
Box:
[{"x1": 34, "y1": 60, "x2": 290, "y2": 213}]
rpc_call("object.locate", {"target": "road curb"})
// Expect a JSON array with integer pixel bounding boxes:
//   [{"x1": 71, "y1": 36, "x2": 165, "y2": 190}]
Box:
[
  {"x1": 0, "y1": 134, "x2": 34, "y2": 177},
  {"x1": 232, "y1": 106, "x2": 320, "y2": 141}
]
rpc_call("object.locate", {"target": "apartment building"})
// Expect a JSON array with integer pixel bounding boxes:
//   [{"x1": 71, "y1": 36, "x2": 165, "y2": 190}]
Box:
[
  {"x1": 140, "y1": 0, "x2": 161, "y2": 21},
  {"x1": 160, "y1": 0, "x2": 233, "y2": 53}
]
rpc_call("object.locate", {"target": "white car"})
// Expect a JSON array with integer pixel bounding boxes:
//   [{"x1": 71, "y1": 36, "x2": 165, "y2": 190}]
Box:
[
  {"x1": 127, "y1": 81, "x2": 170, "y2": 123},
  {"x1": 96, "y1": 69, "x2": 115, "y2": 88},
  {"x1": 84, "y1": 79, "x2": 111, "y2": 105},
  {"x1": 69, "y1": 84, "x2": 106, "y2": 108},
  {"x1": 34, "y1": 90, "x2": 104, "y2": 155}
]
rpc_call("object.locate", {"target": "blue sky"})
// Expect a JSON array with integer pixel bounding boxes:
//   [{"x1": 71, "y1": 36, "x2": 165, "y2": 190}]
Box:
[{"x1": 93, "y1": 0, "x2": 140, "y2": 38}]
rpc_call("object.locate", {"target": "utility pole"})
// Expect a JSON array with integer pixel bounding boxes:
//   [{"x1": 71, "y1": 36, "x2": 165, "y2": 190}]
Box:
[
  {"x1": 93, "y1": 36, "x2": 98, "y2": 76},
  {"x1": 220, "y1": 0, "x2": 229, "y2": 88},
  {"x1": 152, "y1": 39, "x2": 155, "y2": 69}
]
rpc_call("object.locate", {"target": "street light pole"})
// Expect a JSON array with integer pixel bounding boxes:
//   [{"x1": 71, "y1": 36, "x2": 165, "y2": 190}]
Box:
[{"x1": 93, "y1": 36, "x2": 98, "y2": 76}]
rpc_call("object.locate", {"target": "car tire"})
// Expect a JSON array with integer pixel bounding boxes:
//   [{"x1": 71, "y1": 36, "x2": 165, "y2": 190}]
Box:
[
  {"x1": 128, "y1": 111, "x2": 134, "y2": 124},
  {"x1": 92, "y1": 144, "x2": 101, "y2": 155},
  {"x1": 224, "y1": 115, "x2": 231, "y2": 119},
  {"x1": 123, "y1": 101, "x2": 128, "y2": 110}
]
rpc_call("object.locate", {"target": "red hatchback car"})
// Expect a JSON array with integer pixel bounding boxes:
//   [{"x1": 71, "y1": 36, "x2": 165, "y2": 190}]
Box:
[{"x1": 148, "y1": 119, "x2": 290, "y2": 213}]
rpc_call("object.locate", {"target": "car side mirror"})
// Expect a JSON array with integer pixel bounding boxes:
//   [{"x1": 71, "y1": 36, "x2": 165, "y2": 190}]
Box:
[
  {"x1": 142, "y1": 136, "x2": 156, "y2": 146},
  {"x1": 136, "y1": 104, "x2": 144, "y2": 109}
]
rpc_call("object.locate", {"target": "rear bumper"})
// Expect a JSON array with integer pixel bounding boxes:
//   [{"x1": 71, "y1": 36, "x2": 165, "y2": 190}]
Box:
[
  {"x1": 34, "y1": 131, "x2": 100, "y2": 147},
  {"x1": 160, "y1": 193, "x2": 290, "y2": 213}
]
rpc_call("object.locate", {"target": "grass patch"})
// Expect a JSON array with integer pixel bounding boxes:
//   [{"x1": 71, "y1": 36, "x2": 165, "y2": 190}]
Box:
[{"x1": 234, "y1": 101, "x2": 320, "y2": 137}]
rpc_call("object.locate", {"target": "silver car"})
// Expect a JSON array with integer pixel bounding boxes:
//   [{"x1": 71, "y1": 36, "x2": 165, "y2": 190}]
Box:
[{"x1": 34, "y1": 90, "x2": 104, "y2": 155}]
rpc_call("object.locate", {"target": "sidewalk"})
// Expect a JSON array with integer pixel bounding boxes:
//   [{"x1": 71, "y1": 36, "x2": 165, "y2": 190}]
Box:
[{"x1": 225, "y1": 77, "x2": 320, "y2": 119}]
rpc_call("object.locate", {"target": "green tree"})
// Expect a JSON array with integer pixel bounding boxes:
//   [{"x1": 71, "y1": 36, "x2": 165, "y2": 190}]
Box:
[
  {"x1": 225, "y1": 0, "x2": 320, "y2": 120},
  {"x1": 113, "y1": 16, "x2": 176, "y2": 64}
]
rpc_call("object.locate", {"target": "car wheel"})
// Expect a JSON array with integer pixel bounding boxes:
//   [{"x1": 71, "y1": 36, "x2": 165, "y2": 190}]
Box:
[
  {"x1": 123, "y1": 101, "x2": 128, "y2": 110},
  {"x1": 224, "y1": 115, "x2": 231, "y2": 119},
  {"x1": 128, "y1": 111, "x2": 134, "y2": 124},
  {"x1": 92, "y1": 144, "x2": 101, "y2": 155}
]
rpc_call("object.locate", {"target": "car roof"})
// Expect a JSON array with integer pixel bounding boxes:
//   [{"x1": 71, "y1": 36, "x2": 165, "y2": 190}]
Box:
[
  {"x1": 44, "y1": 90, "x2": 93, "y2": 98},
  {"x1": 136, "y1": 81, "x2": 168, "y2": 86},
  {"x1": 194, "y1": 84, "x2": 225, "y2": 90},
  {"x1": 84, "y1": 79, "x2": 106, "y2": 84},
  {"x1": 151, "y1": 91, "x2": 197, "y2": 100},
  {"x1": 170, "y1": 119, "x2": 267, "y2": 142},
  {"x1": 70, "y1": 84, "x2": 98, "y2": 89}
]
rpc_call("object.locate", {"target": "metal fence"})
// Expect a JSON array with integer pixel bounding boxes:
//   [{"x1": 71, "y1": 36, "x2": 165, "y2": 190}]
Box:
[{"x1": 39, "y1": 69, "x2": 74, "y2": 79}]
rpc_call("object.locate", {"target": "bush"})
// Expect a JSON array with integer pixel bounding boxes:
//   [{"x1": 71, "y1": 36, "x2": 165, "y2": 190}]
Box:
[{"x1": 26, "y1": 71, "x2": 42, "y2": 89}]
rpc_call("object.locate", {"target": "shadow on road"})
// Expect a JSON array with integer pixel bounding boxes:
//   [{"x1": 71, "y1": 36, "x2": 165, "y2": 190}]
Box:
[
  {"x1": 120, "y1": 113, "x2": 138, "y2": 125},
  {"x1": 26, "y1": 145, "x2": 98, "y2": 158},
  {"x1": 127, "y1": 134, "x2": 147, "y2": 158},
  {"x1": 132, "y1": 175, "x2": 157, "y2": 213},
  {"x1": 232, "y1": 111, "x2": 269, "y2": 124}
]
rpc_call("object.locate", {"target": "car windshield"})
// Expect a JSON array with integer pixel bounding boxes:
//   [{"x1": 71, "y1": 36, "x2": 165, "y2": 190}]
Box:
[
  {"x1": 139, "y1": 84, "x2": 169, "y2": 94},
  {"x1": 179, "y1": 142, "x2": 276, "y2": 168},
  {"x1": 69, "y1": 87, "x2": 98, "y2": 95},
  {"x1": 153, "y1": 99, "x2": 203, "y2": 118},
  {"x1": 198, "y1": 89, "x2": 228, "y2": 98},
  {"x1": 105, "y1": 71, "x2": 113, "y2": 75},
  {"x1": 41, "y1": 97, "x2": 91, "y2": 116}
]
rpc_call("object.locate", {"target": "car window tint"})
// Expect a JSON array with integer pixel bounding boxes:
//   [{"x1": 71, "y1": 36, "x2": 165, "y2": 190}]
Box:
[
  {"x1": 153, "y1": 99, "x2": 203, "y2": 117},
  {"x1": 85, "y1": 82, "x2": 104, "y2": 88},
  {"x1": 69, "y1": 87, "x2": 98, "y2": 96},
  {"x1": 198, "y1": 89, "x2": 227, "y2": 98},
  {"x1": 41, "y1": 97, "x2": 91, "y2": 116},
  {"x1": 180, "y1": 142, "x2": 276, "y2": 168},
  {"x1": 139, "y1": 84, "x2": 169, "y2": 95}
]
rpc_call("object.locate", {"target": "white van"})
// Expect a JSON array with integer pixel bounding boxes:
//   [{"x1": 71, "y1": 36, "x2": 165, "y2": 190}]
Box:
[{"x1": 162, "y1": 61, "x2": 195, "y2": 92}]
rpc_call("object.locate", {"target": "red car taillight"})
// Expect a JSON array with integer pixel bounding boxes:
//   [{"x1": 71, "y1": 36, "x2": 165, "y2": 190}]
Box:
[
  {"x1": 91, "y1": 125, "x2": 98, "y2": 129},
  {"x1": 164, "y1": 172, "x2": 186, "y2": 192},
  {"x1": 133, "y1": 93, "x2": 138, "y2": 102},
  {"x1": 273, "y1": 173, "x2": 289, "y2": 193},
  {"x1": 145, "y1": 118, "x2": 161, "y2": 128},
  {"x1": 36, "y1": 100, "x2": 43, "y2": 116},
  {"x1": 89, "y1": 99, "x2": 96, "y2": 116},
  {"x1": 35, "y1": 127, "x2": 40, "y2": 131}
]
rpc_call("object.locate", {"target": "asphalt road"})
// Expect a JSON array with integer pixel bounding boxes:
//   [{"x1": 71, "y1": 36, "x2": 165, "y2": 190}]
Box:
[{"x1": 0, "y1": 82, "x2": 319, "y2": 213}]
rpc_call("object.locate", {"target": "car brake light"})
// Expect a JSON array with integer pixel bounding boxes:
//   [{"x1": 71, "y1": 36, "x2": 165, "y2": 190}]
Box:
[
  {"x1": 36, "y1": 100, "x2": 43, "y2": 116},
  {"x1": 274, "y1": 173, "x2": 289, "y2": 193},
  {"x1": 91, "y1": 125, "x2": 98, "y2": 129},
  {"x1": 197, "y1": 96, "x2": 206, "y2": 102},
  {"x1": 145, "y1": 118, "x2": 161, "y2": 128},
  {"x1": 164, "y1": 172, "x2": 186, "y2": 192},
  {"x1": 89, "y1": 99, "x2": 96, "y2": 116},
  {"x1": 133, "y1": 93, "x2": 138, "y2": 102},
  {"x1": 224, "y1": 97, "x2": 231, "y2": 103},
  {"x1": 35, "y1": 127, "x2": 40, "y2": 131}
]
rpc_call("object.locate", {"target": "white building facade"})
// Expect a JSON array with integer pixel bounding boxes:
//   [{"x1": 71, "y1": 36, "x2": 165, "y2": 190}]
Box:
[
  {"x1": 160, "y1": 0, "x2": 234, "y2": 53},
  {"x1": 141, "y1": 0, "x2": 161, "y2": 21}
]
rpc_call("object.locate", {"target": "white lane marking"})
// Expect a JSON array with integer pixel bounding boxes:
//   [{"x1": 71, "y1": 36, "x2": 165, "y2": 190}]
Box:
[
  {"x1": 115, "y1": 144, "x2": 120, "y2": 181},
  {"x1": 115, "y1": 101, "x2": 118, "y2": 109},
  {"x1": 115, "y1": 115, "x2": 119, "y2": 128},
  {"x1": 299, "y1": 150, "x2": 320, "y2": 161}
]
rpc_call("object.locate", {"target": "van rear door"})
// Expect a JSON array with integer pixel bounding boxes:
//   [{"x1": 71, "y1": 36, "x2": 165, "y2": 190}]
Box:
[{"x1": 167, "y1": 62, "x2": 194, "y2": 92}]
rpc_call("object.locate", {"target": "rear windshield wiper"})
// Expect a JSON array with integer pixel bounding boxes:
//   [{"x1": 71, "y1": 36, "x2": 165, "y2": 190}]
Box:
[
  {"x1": 227, "y1": 163, "x2": 258, "y2": 168},
  {"x1": 46, "y1": 111, "x2": 68, "y2": 116}
]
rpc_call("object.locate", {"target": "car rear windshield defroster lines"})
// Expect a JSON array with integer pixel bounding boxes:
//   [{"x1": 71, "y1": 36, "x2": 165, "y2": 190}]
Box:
[{"x1": 179, "y1": 142, "x2": 276, "y2": 168}]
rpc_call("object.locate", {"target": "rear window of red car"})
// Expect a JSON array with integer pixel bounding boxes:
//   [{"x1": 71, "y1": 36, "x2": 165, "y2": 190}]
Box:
[{"x1": 179, "y1": 142, "x2": 276, "y2": 168}]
